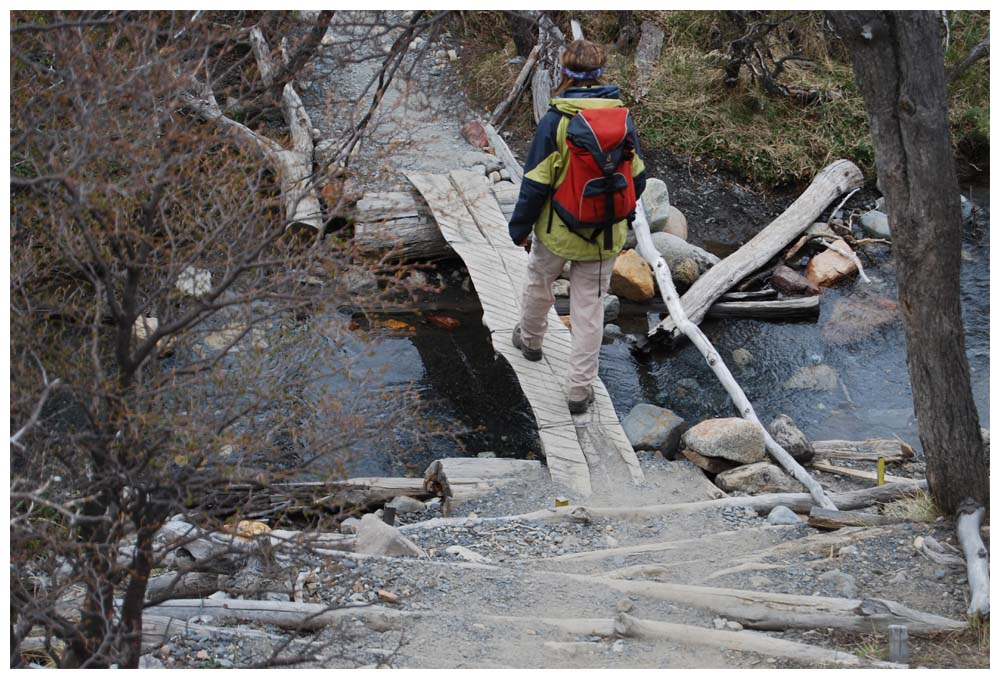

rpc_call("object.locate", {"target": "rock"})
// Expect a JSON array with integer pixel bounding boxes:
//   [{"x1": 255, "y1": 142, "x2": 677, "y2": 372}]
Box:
[
  {"x1": 552, "y1": 279, "x2": 571, "y2": 298},
  {"x1": 860, "y1": 210, "x2": 891, "y2": 238},
  {"x1": 822, "y1": 296, "x2": 899, "y2": 345},
  {"x1": 488, "y1": 170, "x2": 502, "y2": 183},
  {"x1": 603, "y1": 324, "x2": 624, "y2": 342},
  {"x1": 477, "y1": 451, "x2": 496, "y2": 458},
  {"x1": 642, "y1": 178, "x2": 671, "y2": 228},
  {"x1": 671, "y1": 257, "x2": 701, "y2": 288},
  {"x1": 603, "y1": 294, "x2": 620, "y2": 323},
  {"x1": 681, "y1": 418, "x2": 766, "y2": 464},
  {"x1": 768, "y1": 414, "x2": 815, "y2": 464},
  {"x1": 650, "y1": 232, "x2": 719, "y2": 275},
  {"x1": 622, "y1": 404, "x2": 687, "y2": 457},
  {"x1": 731, "y1": 348, "x2": 753, "y2": 369},
  {"x1": 725, "y1": 620, "x2": 744, "y2": 631},
  {"x1": 616, "y1": 598, "x2": 633, "y2": 613},
  {"x1": 818, "y1": 569, "x2": 858, "y2": 598},
  {"x1": 445, "y1": 545, "x2": 492, "y2": 563},
  {"x1": 805, "y1": 238, "x2": 858, "y2": 287},
  {"x1": 783, "y1": 364, "x2": 840, "y2": 391},
  {"x1": 663, "y1": 206, "x2": 689, "y2": 240},
  {"x1": 767, "y1": 505, "x2": 802, "y2": 525},
  {"x1": 838, "y1": 545, "x2": 860, "y2": 558},
  {"x1": 462, "y1": 151, "x2": 503, "y2": 173},
  {"x1": 960, "y1": 194, "x2": 973, "y2": 221},
  {"x1": 713, "y1": 617, "x2": 727, "y2": 630},
  {"x1": 140, "y1": 655, "x2": 166, "y2": 669},
  {"x1": 499, "y1": 168, "x2": 511, "y2": 181},
  {"x1": 461, "y1": 120, "x2": 488, "y2": 149},
  {"x1": 176, "y1": 266, "x2": 212, "y2": 297},
  {"x1": 716, "y1": 462, "x2": 805, "y2": 494},
  {"x1": 387, "y1": 495, "x2": 426, "y2": 514},
  {"x1": 217, "y1": 659, "x2": 234, "y2": 669},
  {"x1": 340, "y1": 516, "x2": 361, "y2": 534},
  {"x1": 355, "y1": 513, "x2": 426, "y2": 558},
  {"x1": 448, "y1": 49, "x2": 458, "y2": 61},
  {"x1": 770, "y1": 264, "x2": 820, "y2": 296},
  {"x1": 377, "y1": 589, "x2": 400, "y2": 603},
  {"x1": 612, "y1": 640, "x2": 625, "y2": 653},
  {"x1": 195, "y1": 650, "x2": 210, "y2": 661},
  {"x1": 610, "y1": 249, "x2": 655, "y2": 302},
  {"x1": 680, "y1": 448, "x2": 738, "y2": 475}
]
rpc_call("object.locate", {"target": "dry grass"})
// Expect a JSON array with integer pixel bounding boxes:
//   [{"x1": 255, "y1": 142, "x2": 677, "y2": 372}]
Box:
[{"x1": 881, "y1": 490, "x2": 944, "y2": 523}]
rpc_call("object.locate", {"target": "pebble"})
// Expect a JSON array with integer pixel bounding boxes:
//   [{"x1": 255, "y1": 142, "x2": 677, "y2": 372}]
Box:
[
  {"x1": 612, "y1": 640, "x2": 625, "y2": 653},
  {"x1": 616, "y1": 598, "x2": 634, "y2": 613},
  {"x1": 766, "y1": 506, "x2": 801, "y2": 526},
  {"x1": 838, "y1": 545, "x2": 860, "y2": 558}
]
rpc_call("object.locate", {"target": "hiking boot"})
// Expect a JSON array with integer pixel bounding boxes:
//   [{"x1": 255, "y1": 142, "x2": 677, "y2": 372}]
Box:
[
  {"x1": 567, "y1": 386, "x2": 595, "y2": 414},
  {"x1": 512, "y1": 324, "x2": 543, "y2": 361}
]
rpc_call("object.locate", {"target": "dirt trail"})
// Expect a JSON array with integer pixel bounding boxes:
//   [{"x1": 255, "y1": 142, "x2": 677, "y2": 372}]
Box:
[{"x1": 161, "y1": 15, "x2": 980, "y2": 670}]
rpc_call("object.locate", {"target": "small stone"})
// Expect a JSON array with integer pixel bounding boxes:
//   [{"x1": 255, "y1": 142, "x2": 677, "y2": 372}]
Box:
[
  {"x1": 838, "y1": 545, "x2": 860, "y2": 558},
  {"x1": 499, "y1": 168, "x2": 511, "y2": 181},
  {"x1": 612, "y1": 639, "x2": 625, "y2": 653},
  {"x1": 859, "y1": 210, "x2": 891, "y2": 238},
  {"x1": 217, "y1": 659, "x2": 234, "y2": 668},
  {"x1": 713, "y1": 617, "x2": 727, "y2": 630},
  {"x1": 488, "y1": 170, "x2": 502, "y2": 183},
  {"x1": 196, "y1": 650, "x2": 210, "y2": 661},
  {"x1": 731, "y1": 348, "x2": 753, "y2": 368},
  {"x1": 767, "y1": 505, "x2": 802, "y2": 525},
  {"x1": 725, "y1": 621, "x2": 744, "y2": 631},
  {"x1": 603, "y1": 323, "x2": 624, "y2": 342},
  {"x1": 603, "y1": 294, "x2": 621, "y2": 323},
  {"x1": 818, "y1": 569, "x2": 858, "y2": 598},
  {"x1": 552, "y1": 279, "x2": 571, "y2": 297},
  {"x1": 477, "y1": 451, "x2": 496, "y2": 458},
  {"x1": 616, "y1": 598, "x2": 633, "y2": 613},
  {"x1": 447, "y1": 49, "x2": 458, "y2": 61},
  {"x1": 935, "y1": 569, "x2": 947, "y2": 579},
  {"x1": 377, "y1": 589, "x2": 399, "y2": 603}
]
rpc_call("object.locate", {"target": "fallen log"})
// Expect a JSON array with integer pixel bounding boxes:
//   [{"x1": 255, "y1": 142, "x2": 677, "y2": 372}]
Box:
[
  {"x1": 812, "y1": 438, "x2": 915, "y2": 463},
  {"x1": 489, "y1": 44, "x2": 541, "y2": 127},
  {"x1": 956, "y1": 499, "x2": 989, "y2": 618},
  {"x1": 812, "y1": 460, "x2": 915, "y2": 485},
  {"x1": 615, "y1": 613, "x2": 905, "y2": 668},
  {"x1": 145, "y1": 571, "x2": 226, "y2": 602},
  {"x1": 399, "y1": 482, "x2": 929, "y2": 531},
  {"x1": 142, "y1": 613, "x2": 286, "y2": 648},
  {"x1": 632, "y1": 196, "x2": 838, "y2": 510},
  {"x1": 705, "y1": 296, "x2": 820, "y2": 320},
  {"x1": 552, "y1": 572, "x2": 966, "y2": 636},
  {"x1": 353, "y1": 191, "x2": 453, "y2": 261},
  {"x1": 650, "y1": 160, "x2": 864, "y2": 343},
  {"x1": 145, "y1": 599, "x2": 403, "y2": 633},
  {"x1": 807, "y1": 507, "x2": 904, "y2": 530},
  {"x1": 531, "y1": 14, "x2": 566, "y2": 123}
]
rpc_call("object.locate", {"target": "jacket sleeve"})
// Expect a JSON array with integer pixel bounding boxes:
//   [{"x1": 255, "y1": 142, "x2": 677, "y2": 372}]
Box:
[
  {"x1": 627, "y1": 112, "x2": 647, "y2": 200},
  {"x1": 508, "y1": 112, "x2": 562, "y2": 245}
]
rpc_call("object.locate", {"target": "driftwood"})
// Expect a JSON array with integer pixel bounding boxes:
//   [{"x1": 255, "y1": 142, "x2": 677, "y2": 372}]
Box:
[
  {"x1": 181, "y1": 27, "x2": 323, "y2": 230},
  {"x1": 423, "y1": 457, "x2": 543, "y2": 512},
  {"x1": 632, "y1": 197, "x2": 838, "y2": 510},
  {"x1": 615, "y1": 613, "x2": 905, "y2": 668},
  {"x1": 551, "y1": 572, "x2": 966, "y2": 636},
  {"x1": 399, "y1": 482, "x2": 928, "y2": 532},
  {"x1": 650, "y1": 160, "x2": 864, "y2": 343},
  {"x1": 812, "y1": 438, "x2": 915, "y2": 463},
  {"x1": 807, "y1": 507, "x2": 903, "y2": 530},
  {"x1": 490, "y1": 44, "x2": 541, "y2": 126},
  {"x1": 353, "y1": 190, "x2": 453, "y2": 261},
  {"x1": 956, "y1": 499, "x2": 990, "y2": 617},
  {"x1": 705, "y1": 295, "x2": 820, "y2": 319},
  {"x1": 145, "y1": 571, "x2": 226, "y2": 602},
  {"x1": 633, "y1": 20, "x2": 666, "y2": 99},
  {"x1": 145, "y1": 599, "x2": 402, "y2": 633},
  {"x1": 811, "y1": 460, "x2": 915, "y2": 485},
  {"x1": 531, "y1": 13, "x2": 566, "y2": 123}
]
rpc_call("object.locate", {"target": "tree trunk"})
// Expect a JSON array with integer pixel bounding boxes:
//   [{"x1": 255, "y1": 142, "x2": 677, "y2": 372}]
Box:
[
  {"x1": 507, "y1": 11, "x2": 538, "y2": 58},
  {"x1": 828, "y1": 11, "x2": 988, "y2": 514}
]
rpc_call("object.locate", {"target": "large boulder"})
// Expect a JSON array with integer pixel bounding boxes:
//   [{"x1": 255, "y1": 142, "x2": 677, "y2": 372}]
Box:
[
  {"x1": 663, "y1": 205, "x2": 689, "y2": 241},
  {"x1": 642, "y1": 178, "x2": 671, "y2": 228},
  {"x1": 681, "y1": 418, "x2": 766, "y2": 464},
  {"x1": 611, "y1": 249, "x2": 655, "y2": 302},
  {"x1": 768, "y1": 414, "x2": 815, "y2": 464},
  {"x1": 770, "y1": 264, "x2": 820, "y2": 296},
  {"x1": 355, "y1": 513, "x2": 426, "y2": 558},
  {"x1": 805, "y1": 238, "x2": 858, "y2": 287},
  {"x1": 622, "y1": 404, "x2": 687, "y2": 458},
  {"x1": 715, "y1": 462, "x2": 804, "y2": 494},
  {"x1": 651, "y1": 232, "x2": 719, "y2": 274}
]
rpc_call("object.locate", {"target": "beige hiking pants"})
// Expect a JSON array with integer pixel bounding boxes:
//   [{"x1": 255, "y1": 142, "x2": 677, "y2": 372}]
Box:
[{"x1": 518, "y1": 239, "x2": 616, "y2": 402}]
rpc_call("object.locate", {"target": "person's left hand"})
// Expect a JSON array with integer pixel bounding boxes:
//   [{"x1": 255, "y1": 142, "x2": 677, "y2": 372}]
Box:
[{"x1": 519, "y1": 237, "x2": 532, "y2": 254}]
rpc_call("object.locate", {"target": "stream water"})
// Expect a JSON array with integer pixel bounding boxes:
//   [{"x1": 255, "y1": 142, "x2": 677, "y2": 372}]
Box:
[{"x1": 331, "y1": 188, "x2": 989, "y2": 478}]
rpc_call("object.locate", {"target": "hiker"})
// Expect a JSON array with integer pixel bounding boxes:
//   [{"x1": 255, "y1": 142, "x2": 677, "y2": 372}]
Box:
[{"x1": 507, "y1": 39, "x2": 647, "y2": 414}]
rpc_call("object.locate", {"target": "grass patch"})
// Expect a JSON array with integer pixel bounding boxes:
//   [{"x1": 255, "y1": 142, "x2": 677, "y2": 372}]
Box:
[{"x1": 881, "y1": 489, "x2": 943, "y2": 523}]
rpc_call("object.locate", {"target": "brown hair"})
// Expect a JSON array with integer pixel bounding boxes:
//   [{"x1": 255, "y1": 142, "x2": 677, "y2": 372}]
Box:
[{"x1": 552, "y1": 39, "x2": 607, "y2": 96}]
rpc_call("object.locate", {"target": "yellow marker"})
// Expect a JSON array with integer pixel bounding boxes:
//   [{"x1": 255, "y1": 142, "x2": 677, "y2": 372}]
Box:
[
  {"x1": 877, "y1": 457, "x2": 886, "y2": 486},
  {"x1": 555, "y1": 496, "x2": 569, "y2": 507}
]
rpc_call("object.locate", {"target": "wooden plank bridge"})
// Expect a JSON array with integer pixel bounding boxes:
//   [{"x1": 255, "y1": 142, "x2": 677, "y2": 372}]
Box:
[{"x1": 406, "y1": 169, "x2": 645, "y2": 496}]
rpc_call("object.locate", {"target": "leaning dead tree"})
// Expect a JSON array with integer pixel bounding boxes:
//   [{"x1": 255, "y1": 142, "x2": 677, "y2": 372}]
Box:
[{"x1": 181, "y1": 23, "x2": 324, "y2": 230}]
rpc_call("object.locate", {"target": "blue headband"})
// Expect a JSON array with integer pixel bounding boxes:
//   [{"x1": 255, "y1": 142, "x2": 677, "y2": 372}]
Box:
[{"x1": 562, "y1": 65, "x2": 604, "y2": 80}]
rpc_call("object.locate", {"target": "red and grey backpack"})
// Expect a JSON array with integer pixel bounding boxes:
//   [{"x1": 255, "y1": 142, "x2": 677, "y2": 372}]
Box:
[{"x1": 548, "y1": 106, "x2": 638, "y2": 250}]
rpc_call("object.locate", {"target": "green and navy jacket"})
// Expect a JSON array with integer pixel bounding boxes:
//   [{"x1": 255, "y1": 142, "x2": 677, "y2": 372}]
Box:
[{"x1": 508, "y1": 85, "x2": 647, "y2": 260}]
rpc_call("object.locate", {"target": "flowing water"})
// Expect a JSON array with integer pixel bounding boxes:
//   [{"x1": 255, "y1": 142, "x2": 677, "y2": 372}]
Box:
[{"x1": 332, "y1": 188, "x2": 988, "y2": 477}]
